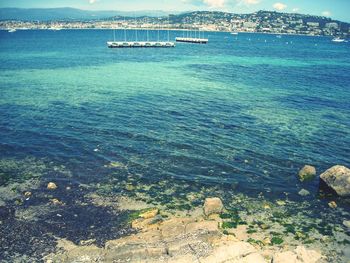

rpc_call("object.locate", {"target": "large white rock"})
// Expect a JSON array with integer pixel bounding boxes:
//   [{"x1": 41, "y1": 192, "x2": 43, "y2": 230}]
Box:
[
  {"x1": 272, "y1": 246, "x2": 322, "y2": 263},
  {"x1": 320, "y1": 165, "x2": 350, "y2": 197},
  {"x1": 203, "y1": 197, "x2": 224, "y2": 216}
]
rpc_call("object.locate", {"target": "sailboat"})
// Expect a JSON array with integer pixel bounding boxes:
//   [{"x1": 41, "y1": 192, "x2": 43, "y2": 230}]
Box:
[
  {"x1": 107, "y1": 16, "x2": 175, "y2": 48},
  {"x1": 332, "y1": 37, "x2": 346, "y2": 43},
  {"x1": 176, "y1": 18, "x2": 208, "y2": 44}
]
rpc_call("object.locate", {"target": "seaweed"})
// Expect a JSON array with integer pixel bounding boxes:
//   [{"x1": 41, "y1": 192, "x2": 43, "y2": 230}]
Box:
[{"x1": 271, "y1": 236, "x2": 284, "y2": 245}]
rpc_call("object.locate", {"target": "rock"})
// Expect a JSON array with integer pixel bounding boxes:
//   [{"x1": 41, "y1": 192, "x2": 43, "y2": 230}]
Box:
[
  {"x1": 320, "y1": 165, "x2": 350, "y2": 197},
  {"x1": 262, "y1": 237, "x2": 271, "y2": 246},
  {"x1": 259, "y1": 223, "x2": 269, "y2": 230},
  {"x1": 276, "y1": 200, "x2": 286, "y2": 206},
  {"x1": 186, "y1": 220, "x2": 218, "y2": 234},
  {"x1": 50, "y1": 198, "x2": 64, "y2": 206},
  {"x1": 47, "y1": 182, "x2": 57, "y2": 190},
  {"x1": 328, "y1": 201, "x2": 337, "y2": 209},
  {"x1": 295, "y1": 246, "x2": 322, "y2": 262},
  {"x1": 298, "y1": 165, "x2": 316, "y2": 182},
  {"x1": 343, "y1": 220, "x2": 350, "y2": 229},
  {"x1": 24, "y1": 191, "x2": 32, "y2": 197},
  {"x1": 131, "y1": 214, "x2": 163, "y2": 230},
  {"x1": 203, "y1": 197, "x2": 224, "y2": 216},
  {"x1": 263, "y1": 204, "x2": 271, "y2": 209},
  {"x1": 139, "y1": 208, "x2": 158, "y2": 219},
  {"x1": 79, "y1": 239, "x2": 96, "y2": 246},
  {"x1": 298, "y1": 189, "x2": 310, "y2": 196},
  {"x1": 201, "y1": 242, "x2": 265, "y2": 263},
  {"x1": 273, "y1": 251, "x2": 296, "y2": 263},
  {"x1": 125, "y1": 184, "x2": 135, "y2": 191},
  {"x1": 272, "y1": 246, "x2": 321, "y2": 263}
]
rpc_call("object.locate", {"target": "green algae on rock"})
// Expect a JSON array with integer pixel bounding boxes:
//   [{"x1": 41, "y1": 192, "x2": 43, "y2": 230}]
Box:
[{"x1": 298, "y1": 165, "x2": 317, "y2": 182}]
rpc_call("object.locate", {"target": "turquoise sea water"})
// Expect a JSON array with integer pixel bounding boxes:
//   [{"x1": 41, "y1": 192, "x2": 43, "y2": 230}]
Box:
[{"x1": 0, "y1": 29, "x2": 350, "y2": 200}]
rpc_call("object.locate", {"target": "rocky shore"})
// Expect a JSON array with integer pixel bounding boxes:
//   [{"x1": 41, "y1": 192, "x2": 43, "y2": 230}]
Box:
[
  {"x1": 0, "y1": 158, "x2": 349, "y2": 262},
  {"x1": 45, "y1": 197, "x2": 324, "y2": 263}
]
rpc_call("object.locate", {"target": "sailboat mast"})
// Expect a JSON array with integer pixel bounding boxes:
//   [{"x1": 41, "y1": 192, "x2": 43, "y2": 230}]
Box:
[
  {"x1": 158, "y1": 18, "x2": 160, "y2": 41},
  {"x1": 124, "y1": 16, "x2": 127, "y2": 42},
  {"x1": 135, "y1": 14, "x2": 138, "y2": 42},
  {"x1": 167, "y1": 15, "x2": 170, "y2": 42},
  {"x1": 146, "y1": 17, "x2": 149, "y2": 42},
  {"x1": 113, "y1": 17, "x2": 116, "y2": 41}
]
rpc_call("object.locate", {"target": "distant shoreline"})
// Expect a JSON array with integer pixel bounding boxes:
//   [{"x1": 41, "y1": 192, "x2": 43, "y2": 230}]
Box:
[{"x1": 0, "y1": 28, "x2": 333, "y2": 38}]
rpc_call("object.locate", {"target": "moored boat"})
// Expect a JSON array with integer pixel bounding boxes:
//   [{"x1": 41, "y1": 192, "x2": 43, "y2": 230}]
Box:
[{"x1": 332, "y1": 37, "x2": 346, "y2": 43}]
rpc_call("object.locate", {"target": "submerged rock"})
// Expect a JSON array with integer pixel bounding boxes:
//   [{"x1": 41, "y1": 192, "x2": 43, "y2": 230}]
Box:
[
  {"x1": 343, "y1": 220, "x2": 350, "y2": 229},
  {"x1": 298, "y1": 165, "x2": 316, "y2": 182},
  {"x1": 139, "y1": 208, "x2": 158, "y2": 219},
  {"x1": 298, "y1": 189, "x2": 310, "y2": 196},
  {"x1": 320, "y1": 165, "x2": 350, "y2": 197},
  {"x1": 24, "y1": 191, "x2": 32, "y2": 197},
  {"x1": 203, "y1": 197, "x2": 224, "y2": 216},
  {"x1": 272, "y1": 246, "x2": 322, "y2": 263},
  {"x1": 328, "y1": 201, "x2": 337, "y2": 209},
  {"x1": 47, "y1": 182, "x2": 57, "y2": 190}
]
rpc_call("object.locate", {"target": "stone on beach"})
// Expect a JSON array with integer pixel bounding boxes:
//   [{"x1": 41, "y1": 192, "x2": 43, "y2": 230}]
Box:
[
  {"x1": 203, "y1": 197, "x2": 224, "y2": 216},
  {"x1": 47, "y1": 182, "x2": 57, "y2": 190},
  {"x1": 272, "y1": 246, "x2": 322, "y2": 263},
  {"x1": 320, "y1": 165, "x2": 350, "y2": 197},
  {"x1": 298, "y1": 165, "x2": 316, "y2": 182}
]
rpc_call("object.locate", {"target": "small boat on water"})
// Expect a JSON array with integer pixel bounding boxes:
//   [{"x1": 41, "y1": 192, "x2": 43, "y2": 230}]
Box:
[
  {"x1": 231, "y1": 32, "x2": 238, "y2": 35},
  {"x1": 332, "y1": 37, "x2": 346, "y2": 43},
  {"x1": 8, "y1": 29, "x2": 16, "y2": 33},
  {"x1": 175, "y1": 37, "x2": 208, "y2": 44}
]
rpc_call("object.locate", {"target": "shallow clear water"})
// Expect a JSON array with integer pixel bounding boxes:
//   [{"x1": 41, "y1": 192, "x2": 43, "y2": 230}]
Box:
[{"x1": 0, "y1": 29, "x2": 349, "y2": 199}]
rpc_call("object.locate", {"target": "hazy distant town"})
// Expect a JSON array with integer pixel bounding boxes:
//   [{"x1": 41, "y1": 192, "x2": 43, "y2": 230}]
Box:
[{"x1": 1, "y1": 10, "x2": 349, "y2": 37}]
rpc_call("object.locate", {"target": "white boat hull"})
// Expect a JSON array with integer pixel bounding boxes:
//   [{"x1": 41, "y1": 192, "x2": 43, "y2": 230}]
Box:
[
  {"x1": 175, "y1": 37, "x2": 208, "y2": 44},
  {"x1": 107, "y1": 41, "x2": 175, "y2": 48}
]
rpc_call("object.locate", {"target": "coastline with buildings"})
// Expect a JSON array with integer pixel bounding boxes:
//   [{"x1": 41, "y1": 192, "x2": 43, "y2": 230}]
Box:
[{"x1": 1, "y1": 10, "x2": 349, "y2": 37}]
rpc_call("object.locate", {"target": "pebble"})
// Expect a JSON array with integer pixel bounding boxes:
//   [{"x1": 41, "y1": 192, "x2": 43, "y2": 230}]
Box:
[
  {"x1": 263, "y1": 204, "x2": 271, "y2": 209},
  {"x1": 80, "y1": 239, "x2": 96, "y2": 246},
  {"x1": 47, "y1": 182, "x2": 57, "y2": 190},
  {"x1": 276, "y1": 200, "x2": 286, "y2": 206},
  {"x1": 125, "y1": 184, "x2": 135, "y2": 191},
  {"x1": 50, "y1": 199, "x2": 63, "y2": 205},
  {"x1": 298, "y1": 189, "x2": 310, "y2": 196},
  {"x1": 24, "y1": 191, "x2": 32, "y2": 197},
  {"x1": 328, "y1": 201, "x2": 337, "y2": 209}
]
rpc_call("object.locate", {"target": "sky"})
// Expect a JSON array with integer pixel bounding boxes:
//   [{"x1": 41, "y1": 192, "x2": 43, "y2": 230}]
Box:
[{"x1": 0, "y1": 0, "x2": 349, "y2": 22}]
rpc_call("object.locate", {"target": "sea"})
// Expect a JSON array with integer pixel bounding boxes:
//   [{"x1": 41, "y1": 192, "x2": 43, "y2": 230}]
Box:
[
  {"x1": 0, "y1": 28, "x2": 350, "y2": 261},
  {"x1": 1, "y1": 29, "x2": 349, "y2": 196}
]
